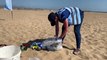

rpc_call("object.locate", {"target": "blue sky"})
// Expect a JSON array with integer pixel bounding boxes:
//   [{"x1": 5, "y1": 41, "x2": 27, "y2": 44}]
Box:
[{"x1": 0, "y1": 0, "x2": 107, "y2": 12}]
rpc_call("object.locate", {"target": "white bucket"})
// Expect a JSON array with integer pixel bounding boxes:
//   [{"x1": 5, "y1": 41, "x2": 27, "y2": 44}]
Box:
[{"x1": 0, "y1": 45, "x2": 21, "y2": 60}]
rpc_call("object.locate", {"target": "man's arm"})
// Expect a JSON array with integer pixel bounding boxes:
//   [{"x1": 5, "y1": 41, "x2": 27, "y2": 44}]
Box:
[
  {"x1": 59, "y1": 19, "x2": 68, "y2": 38},
  {"x1": 55, "y1": 19, "x2": 59, "y2": 38}
]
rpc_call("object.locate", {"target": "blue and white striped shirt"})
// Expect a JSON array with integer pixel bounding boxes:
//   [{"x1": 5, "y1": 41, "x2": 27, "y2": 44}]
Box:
[{"x1": 56, "y1": 7, "x2": 82, "y2": 25}]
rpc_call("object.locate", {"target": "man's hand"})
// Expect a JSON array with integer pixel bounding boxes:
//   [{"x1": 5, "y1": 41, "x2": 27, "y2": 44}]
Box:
[
  {"x1": 59, "y1": 36, "x2": 63, "y2": 39},
  {"x1": 54, "y1": 35, "x2": 58, "y2": 38}
]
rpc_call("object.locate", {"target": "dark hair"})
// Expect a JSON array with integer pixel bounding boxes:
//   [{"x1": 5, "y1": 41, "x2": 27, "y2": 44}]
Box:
[{"x1": 48, "y1": 12, "x2": 56, "y2": 26}]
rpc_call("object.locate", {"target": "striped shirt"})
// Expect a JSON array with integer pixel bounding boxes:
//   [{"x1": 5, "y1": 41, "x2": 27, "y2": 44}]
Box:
[{"x1": 56, "y1": 7, "x2": 82, "y2": 25}]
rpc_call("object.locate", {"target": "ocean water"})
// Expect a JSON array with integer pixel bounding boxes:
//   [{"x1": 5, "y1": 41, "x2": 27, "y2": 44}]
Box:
[{"x1": 0, "y1": 0, "x2": 107, "y2": 12}]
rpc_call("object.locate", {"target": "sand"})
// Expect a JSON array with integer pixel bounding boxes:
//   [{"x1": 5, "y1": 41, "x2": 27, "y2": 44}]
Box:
[{"x1": 0, "y1": 8, "x2": 107, "y2": 60}]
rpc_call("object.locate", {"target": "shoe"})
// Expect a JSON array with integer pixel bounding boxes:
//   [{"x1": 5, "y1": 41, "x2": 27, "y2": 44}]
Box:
[{"x1": 73, "y1": 48, "x2": 80, "y2": 55}]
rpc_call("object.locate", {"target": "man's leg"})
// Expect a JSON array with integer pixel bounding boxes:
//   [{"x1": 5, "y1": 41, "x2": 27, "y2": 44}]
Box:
[
  {"x1": 74, "y1": 24, "x2": 82, "y2": 49},
  {"x1": 73, "y1": 10, "x2": 84, "y2": 55},
  {"x1": 74, "y1": 10, "x2": 84, "y2": 49}
]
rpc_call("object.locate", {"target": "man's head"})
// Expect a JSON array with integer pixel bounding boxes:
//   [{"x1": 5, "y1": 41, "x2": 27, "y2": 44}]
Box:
[{"x1": 48, "y1": 12, "x2": 56, "y2": 26}]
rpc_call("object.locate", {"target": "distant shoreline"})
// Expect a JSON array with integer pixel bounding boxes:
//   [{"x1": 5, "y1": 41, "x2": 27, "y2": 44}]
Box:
[{"x1": 0, "y1": 7, "x2": 107, "y2": 13}]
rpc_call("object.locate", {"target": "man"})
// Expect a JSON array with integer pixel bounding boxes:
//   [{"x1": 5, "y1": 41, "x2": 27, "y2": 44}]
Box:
[{"x1": 48, "y1": 7, "x2": 84, "y2": 55}]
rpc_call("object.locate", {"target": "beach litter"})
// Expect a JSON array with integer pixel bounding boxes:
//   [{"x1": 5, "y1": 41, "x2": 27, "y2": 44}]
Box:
[{"x1": 20, "y1": 38, "x2": 63, "y2": 51}]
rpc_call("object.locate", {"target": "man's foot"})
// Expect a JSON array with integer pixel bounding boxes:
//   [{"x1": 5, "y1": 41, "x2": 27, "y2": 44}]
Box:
[{"x1": 73, "y1": 48, "x2": 80, "y2": 55}]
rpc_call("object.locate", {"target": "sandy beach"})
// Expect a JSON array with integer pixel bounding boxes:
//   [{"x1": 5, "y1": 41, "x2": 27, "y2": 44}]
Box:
[{"x1": 0, "y1": 8, "x2": 107, "y2": 60}]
